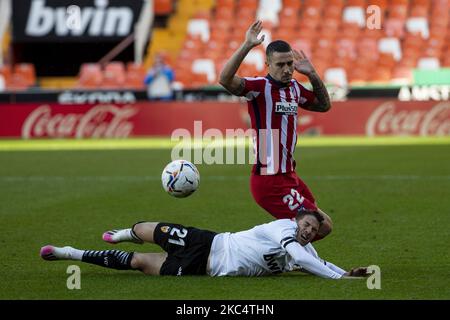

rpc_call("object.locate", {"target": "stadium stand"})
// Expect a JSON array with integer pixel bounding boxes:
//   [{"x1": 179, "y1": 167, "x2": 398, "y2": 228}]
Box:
[
  {"x1": 142, "y1": 0, "x2": 449, "y2": 88},
  {"x1": 1, "y1": 0, "x2": 449, "y2": 90}
]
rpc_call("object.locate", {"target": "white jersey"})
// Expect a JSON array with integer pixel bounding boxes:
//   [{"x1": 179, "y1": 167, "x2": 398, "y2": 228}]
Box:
[{"x1": 208, "y1": 219, "x2": 345, "y2": 279}]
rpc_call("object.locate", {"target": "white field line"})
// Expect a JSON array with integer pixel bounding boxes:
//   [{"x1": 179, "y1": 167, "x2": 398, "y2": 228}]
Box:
[{"x1": 1, "y1": 175, "x2": 450, "y2": 182}]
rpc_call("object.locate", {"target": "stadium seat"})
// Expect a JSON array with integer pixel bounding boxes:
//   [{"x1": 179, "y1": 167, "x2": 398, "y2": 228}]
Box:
[
  {"x1": 324, "y1": 67, "x2": 348, "y2": 87},
  {"x1": 102, "y1": 62, "x2": 126, "y2": 89},
  {"x1": 239, "y1": 0, "x2": 259, "y2": 11},
  {"x1": 154, "y1": 0, "x2": 174, "y2": 15},
  {"x1": 348, "y1": 68, "x2": 369, "y2": 84},
  {"x1": 215, "y1": 8, "x2": 234, "y2": 21},
  {"x1": 216, "y1": 0, "x2": 234, "y2": 8},
  {"x1": 192, "y1": 59, "x2": 216, "y2": 83},
  {"x1": 125, "y1": 62, "x2": 146, "y2": 89},
  {"x1": 384, "y1": 18, "x2": 405, "y2": 38},
  {"x1": 378, "y1": 52, "x2": 397, "y2": 69},
  {"x1": 443, "y1": 53, "x2": 450, "y2": 67},
  {"x1": 257, "y1": 0, "x2": 282, "y2": 26},
  {"x1": 378, "y1": 37, "x2": 402, "y2": 61},
  {"x1": 410, "y1": 3, "x2": 429, "y2": 18},
  {"x1": 346, "y1": 0, "x2": 366, "y2": 6},
  {"x1": 243, "y1": 48, "x2": 265, "y2": 71},
  {"x1": 187, "y1": 19, "x2": 210, "y2": 42},
  {"x1": 391, "y1": 66, "x2": 413, "y2": 84},
  {"x1": 77, "y1": 63, "x2": 103, "y2": 89},
  {"x1": 369, "y1": 67, "x2": 392, "y2": 82},
  {"x1": 0, "y1": 73, "x2": 4, "y2": 91},
  {"x1": 191, "y1": 72, "x2": 210, "y2": 87},
  {"x1": 291, "y1": 39, "x2": 313, "y2": 57},
  {"x1": 14, "y1": 63, "x2": 36, "y2": 87},
  {"x1": 417, "y1": 57, "x2": 441, "y2": 69},
  {"x1": 340, "y1": 22, "x2": 361, "y2": 39},
  {"x1": 0, "y1": 64, "x2": 12, "y2": 84},
  {"x1": 406, "y1": 17, "x2": 429, "y2": 39},
  {"x1": 342, "y1": 7, "x2": 366, "y2": 28}
]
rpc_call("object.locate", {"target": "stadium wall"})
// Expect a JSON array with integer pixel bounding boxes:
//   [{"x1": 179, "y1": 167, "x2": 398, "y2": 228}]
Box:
[{"x1": 0, "y1": 100, "x2": 448, "y2": 138}]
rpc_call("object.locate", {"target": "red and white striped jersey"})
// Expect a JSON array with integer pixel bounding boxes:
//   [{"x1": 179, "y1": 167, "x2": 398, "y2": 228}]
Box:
[{"x1": 243, "y1": 75, "x2": 316, "y2": 175}]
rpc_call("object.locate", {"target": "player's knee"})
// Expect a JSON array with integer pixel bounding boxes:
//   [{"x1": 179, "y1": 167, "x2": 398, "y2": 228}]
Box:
[
  {"x1": 132, "y1": 222, "x2": 160, "y2": 243},
  {"x1": 130, "y1": 253, "x2": 144, "y2": 270},
  {"x1": 132, "y1": 222, "x2": 146, "y2": 237}
]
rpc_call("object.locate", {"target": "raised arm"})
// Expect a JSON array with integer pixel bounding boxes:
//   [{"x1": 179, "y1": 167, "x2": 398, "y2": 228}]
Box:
[
  {"x1": 219, "y1": 20, "x2": 265, "y2": 96},
  {"x1": 293, "y1": 50, "x2": 331, "y2": 112}
]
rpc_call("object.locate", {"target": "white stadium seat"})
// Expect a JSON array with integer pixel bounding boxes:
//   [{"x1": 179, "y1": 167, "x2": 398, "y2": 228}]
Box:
[
  {"x1": 324, "y1": 68, "x2": 348, "y2": 87},
  {"x1": 378, "y1": 37, "x2": 402, "y2": 61},
  {"x1": 417, "y1": 57, "x2": 441, "y2": 70},
  {"x1": 187, "y1": 19, "x2": 210, "y2": 42},
  {"x1": 191, "y1": 59, "x2": 216, "y2": 83},
  {"x1": 406, "y1": 17, "x2": 429, "y2": 39},
  {"x1": 243, "y1": 49, "x2": 265, "y2": 71},
  {"x1": 342, "y1": 6, "x2": 366, "y2": 28}
]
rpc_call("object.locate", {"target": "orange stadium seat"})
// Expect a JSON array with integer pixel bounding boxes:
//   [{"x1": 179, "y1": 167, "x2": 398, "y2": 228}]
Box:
[
  {"x1": 216, "y1": 0, "x2": 234, "y2": 8},
  {"x1": 14, "y1": 63, "x2": 36, "y2": 87},
  {"x1": 102, "y1": 62, "x2": 126, "y2": 89},
  {"x1": 124, "y1": 63, "x2": 146, "y2": 89},
  {"x1": 8, "y1": 64, "x2": 35, "y2": 91},
  {"x1": 283, "y1": 0, "x2": 302, "y2": 10},
  {"x1": 370, "y1": 67, "x2": 392, "y2": 82},
  {"x1": 239, "y1": 0, "x2": 259, "y2": 11},
  {"x1": 190, "y1": 72, "x2": 209, "y2": 87},
  {"x1": 443, "y1": 53, "x2": 450, "y2": 67},
  {"x1": 154, "y1": 0, "x2": 173, "y2": 15},
  {"x1": 346, "y1": 0, "x2": 366, "y2": 6},
  {"x1": 77, "y1": 63, "x2": 103, "y2": 89},
  {"x1": 0, "y1": 64, "x2": 12, "y2": 85},
  {"x1": 215, "y1": 7, "x2": 234, "y2": 21}
]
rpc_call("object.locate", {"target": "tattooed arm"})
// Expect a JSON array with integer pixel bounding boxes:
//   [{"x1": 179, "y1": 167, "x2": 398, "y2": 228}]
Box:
[
  {"x1": 293, "y1": 50, "x2": 331, "y2": 112},
  {"x1": 219, "y1": 20, "x2": 265, "y2": 96},
  {"x1": 305, "y1": 71, "x2": 331, "y2": 112}
]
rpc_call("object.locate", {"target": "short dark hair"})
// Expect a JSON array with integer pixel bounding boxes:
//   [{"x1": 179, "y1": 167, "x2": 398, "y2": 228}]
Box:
[
  {"x1": 295, "y1": 209, "x2": 324, "y2": 225},
  {"x1": 266, "y1": 40, "x2": 292, "y2": 59}
]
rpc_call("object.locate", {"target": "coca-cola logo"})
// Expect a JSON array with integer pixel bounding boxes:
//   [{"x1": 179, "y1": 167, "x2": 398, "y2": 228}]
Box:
[
  {"x1": 366, "y1": 102, "x2": 450, "y2": 136},
  {"x1": 22, "y1": 104, "x2": 138, "y2": 139}
]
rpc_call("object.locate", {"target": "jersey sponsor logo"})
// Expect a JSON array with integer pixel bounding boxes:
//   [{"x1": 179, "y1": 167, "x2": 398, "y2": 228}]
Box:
[
  {"x1": 263, "y1": 253, "x2": 282, "y2": 274},
  {"x1": 275, "y1": 102, "x2": 298, "y2": 115}
]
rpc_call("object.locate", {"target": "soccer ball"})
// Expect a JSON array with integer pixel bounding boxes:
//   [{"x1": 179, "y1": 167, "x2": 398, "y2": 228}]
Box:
[{"x1": 161, "y1": 159, "x2": 200, "y2": 198}]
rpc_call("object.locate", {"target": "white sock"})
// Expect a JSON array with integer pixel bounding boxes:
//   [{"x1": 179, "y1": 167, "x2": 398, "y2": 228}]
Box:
[{"x1": 67, "y1": 247, "x2": 85, "y2": 260}]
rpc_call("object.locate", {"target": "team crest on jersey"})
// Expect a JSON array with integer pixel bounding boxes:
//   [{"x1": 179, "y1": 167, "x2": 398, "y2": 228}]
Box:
[
  {"x1": 275, "y1": 102, "x2": 298, "y2": 115},
  {"x1": 160, "y1": 226, "x2": 171, "y2": 233}
]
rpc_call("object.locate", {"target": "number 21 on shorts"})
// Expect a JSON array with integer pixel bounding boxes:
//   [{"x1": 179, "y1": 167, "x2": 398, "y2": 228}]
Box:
[{"x1": 168, "y1": 227, "x2": 188, "y2": 246}]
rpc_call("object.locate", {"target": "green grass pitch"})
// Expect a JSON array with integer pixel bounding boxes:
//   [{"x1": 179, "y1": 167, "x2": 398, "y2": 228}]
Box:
[{"x1": 0, "y1": 137, "x2": 449, "y2": 299}]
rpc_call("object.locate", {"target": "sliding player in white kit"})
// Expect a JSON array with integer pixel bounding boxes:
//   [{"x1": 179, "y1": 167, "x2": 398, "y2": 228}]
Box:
[{"x1": 40, "y1": 210, "x2": 368, "y2": 279}]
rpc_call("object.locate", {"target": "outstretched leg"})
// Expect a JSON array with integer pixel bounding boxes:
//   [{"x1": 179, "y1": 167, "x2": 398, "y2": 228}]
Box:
[
  {"x1": 40, "y1": 245, "x2": 166, "y2": 275},
  {"x1": 40, "y1": 245, "x2": 135, "y2": 270}
]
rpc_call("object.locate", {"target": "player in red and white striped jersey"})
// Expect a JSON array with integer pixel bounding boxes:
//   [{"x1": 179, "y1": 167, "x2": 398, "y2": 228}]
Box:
[{"x1": 219, "y1": 21, "x2": 333, "y2": 241}]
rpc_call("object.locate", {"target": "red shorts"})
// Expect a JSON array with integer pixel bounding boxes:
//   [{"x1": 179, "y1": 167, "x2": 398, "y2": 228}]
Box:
[{"x1": 250, "y1": 171, "x2": 317, "y2": 219}]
